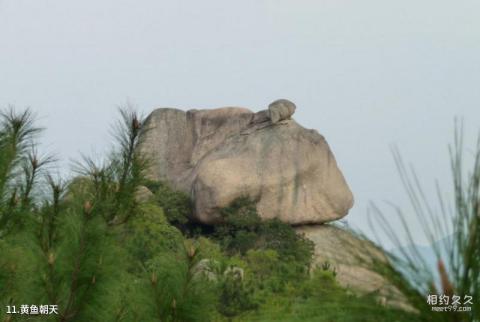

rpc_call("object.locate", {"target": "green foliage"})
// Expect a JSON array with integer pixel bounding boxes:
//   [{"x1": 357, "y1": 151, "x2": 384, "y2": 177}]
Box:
[
  {"x1": 258, "y1": 219, "x2": 314, "y2": 271},
  {"x1": 246, "y1": 249, "x2": 279, "y2": 279},
  {"x1": 208, "y1": 198, "x2": 317, "y2": 318},
  {"x1": 245, "y1": 249, "x2": 285, "y2": 293},
  {"x1": 218, "y1": 268, "x2": 258, "y2": 317},
  {"x1": 0, "y1": 106, "x2": 219, "y2": 322},
  {"x1": 147, "y1": 180, "x2": 192, "y2": 228},
  {"x1": 214, "y1": 197, "x2": 314, "y2": 278},
  {"x1": 194, "y1": 236, "x2": 224, "y2": 262},
  {"x1": 369, "y1": 126, "x2": 480, "y2": 322},
  {"x1": 0, "y1": 108, "x2": 46, "y2": 235},
  {"x1": 235, "y1": 269, "x2": 419, "y2": 322},
  {"x1": 0, "y1": 232, "x2": 40, "y2": 308},
  {"x1": 124, "y1": 203, "x2": 184, "y2": 266},
  {"x1": 0, "y1": 108, "x2": 40, "y2": 198},
  {"x1": 145, "y1": 243, "x2": 217, "y2": 322},
  {"x1": 2, "y1": 106, "x2": 465, "y2": 322},
  {"x1": 73, "y1": 107, "x2": 147, "y2": 226},
  {"x1": 0, "y1": 107, "x2": 152, "y2": 321},
  {"x1": 49, "y1": 206, "x2": 126, "y2": 321}
]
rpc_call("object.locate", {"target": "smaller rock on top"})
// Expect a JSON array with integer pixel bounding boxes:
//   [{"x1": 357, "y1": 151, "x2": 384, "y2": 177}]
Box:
[{"x1": 268, "y1": 99, "x2": 296, "y2": 124}]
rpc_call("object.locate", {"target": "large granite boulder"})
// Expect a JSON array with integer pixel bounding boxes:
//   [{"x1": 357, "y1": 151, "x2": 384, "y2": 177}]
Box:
[{"x1": 139, "y1": 100, "x2": 354, "y2": 225}]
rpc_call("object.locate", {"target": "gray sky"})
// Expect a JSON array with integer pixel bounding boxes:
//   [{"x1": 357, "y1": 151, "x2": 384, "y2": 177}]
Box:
[{"x1": 1, "y1": 0, "x2": 479, "y2": 247}]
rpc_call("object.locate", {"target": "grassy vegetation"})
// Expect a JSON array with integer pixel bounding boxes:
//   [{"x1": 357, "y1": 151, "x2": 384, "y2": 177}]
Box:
[
  {"x1": 0, "y1": 107, "x2": 477, "y2": 321},
  {"x1": 367, "y1": 126, "x2": 480, "y2": 322}
]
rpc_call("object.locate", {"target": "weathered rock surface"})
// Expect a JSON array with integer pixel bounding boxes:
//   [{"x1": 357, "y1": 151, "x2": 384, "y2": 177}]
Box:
[
  {"x1": 139, "y1": 100, "x2": 354, "y2": 225},
  {"x1": 268, "y1": 99, "x2": 296, "y2": 124},
  {"x1": 295, "y1": 225, "x2": 413, "y2": 311}
]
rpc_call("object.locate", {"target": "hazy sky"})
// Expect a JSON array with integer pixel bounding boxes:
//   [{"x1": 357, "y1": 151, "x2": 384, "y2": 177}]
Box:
[{"x1": 1, "y1": 1, "x2": 479, "y2": 247}]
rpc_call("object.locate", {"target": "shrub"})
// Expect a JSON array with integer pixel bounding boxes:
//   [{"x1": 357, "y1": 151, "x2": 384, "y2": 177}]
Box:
[
  {"x1": 124, "y1": 203, "x2": 184, "y2": 266},
  {"x1": 218, "y1": 268, "x2": 259, "y2": 317},
  {"x1": 214, "y1": 197, "x2": 314, "y2": 274},
  {"x1": 143, "y1": 242, "x2": 217, "y2": 322},
  {"x1": 147, "y1": 181, "x2": 192, "y2": 229}
]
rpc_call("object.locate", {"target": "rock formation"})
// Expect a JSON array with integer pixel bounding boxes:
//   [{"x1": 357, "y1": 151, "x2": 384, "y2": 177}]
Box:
[
  {"x1": 295, "y1": 225, "x2": 413, "y2": 311},
  {"x1": 139, "y1": 100, "x2": 354, "y2": 225},
  {"x1": 268, "y1": 99, "x2": 296, "y2": 124},
  {"x1": 139, "y1": 100, "x2": 411, "y2": 310}
]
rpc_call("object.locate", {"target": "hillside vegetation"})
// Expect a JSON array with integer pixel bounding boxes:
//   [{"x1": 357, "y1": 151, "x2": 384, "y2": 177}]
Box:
[{"x1": 0, "y1": 108, "x2": 476, "y2": 322}]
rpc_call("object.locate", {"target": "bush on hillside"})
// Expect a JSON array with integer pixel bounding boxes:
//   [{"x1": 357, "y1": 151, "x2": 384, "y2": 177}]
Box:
[
  {"x1": 146, "y1": 180, "x2": 192, "y2": 229},
  {"x1": 214, "y1": 197, "x2": 314, "y2": 273}
]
